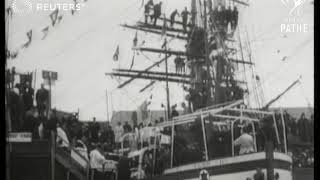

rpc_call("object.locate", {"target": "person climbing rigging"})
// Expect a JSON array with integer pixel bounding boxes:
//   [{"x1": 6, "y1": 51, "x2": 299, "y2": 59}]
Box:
[
  {"x1": 152, "y1": 2, "x2": 162, "y2": 26},
  {"x1": 181, "y1": 7, "x2": 190, "y2": 32},
  {"x1": 170, "y1": 9, "x2": 180, "y2": 27}
]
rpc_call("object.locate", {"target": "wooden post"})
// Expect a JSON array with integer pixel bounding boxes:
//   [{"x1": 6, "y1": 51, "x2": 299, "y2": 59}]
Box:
[
  {"x1": 67, "y1": 171, "x2": 70, "y2": 180},
  {"x1": 164, "y1": 38, "x2": 171, "y2": 120},
  {"x1": 280, "y1": 108, "x2": 287, "y2": 153},
  {"x1": 200, "y1": 113, "x2": 209, "y2": 161},
  {"x1": 265, "y1": 141, "x2": 274, "y2": 180},
  {"x1": 6, "y1": 142, "x2": 10, "y2": 180},
  {"x1": 106, "y1": 89, "x2": 110, "y2": 121},
  {"x1": 170, "y1": 121, "x2": 175, "y2": 168},
  {"x1": 48, "y1": 75, "x2": 52, "y2": 117},
  {"x1": 51, "y1": 131, "x2": 55, "y2": 180}
]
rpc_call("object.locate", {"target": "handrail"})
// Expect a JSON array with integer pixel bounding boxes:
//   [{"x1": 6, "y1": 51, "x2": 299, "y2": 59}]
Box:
[
  {"x1": 54, "y1": 131, "x2": 90, "y2": 180},
  {"x1": 120, "y1": 133, "x2": 136, "y2": 155},
  {"x1": 56, "y1": 132, "x2": 90, "y2": 166}
]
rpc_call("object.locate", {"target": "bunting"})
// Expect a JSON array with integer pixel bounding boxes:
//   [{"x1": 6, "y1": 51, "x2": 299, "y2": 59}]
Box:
[
  {"x1": 113, "y1": 45, "x2": 120, "y2": 61},
  {"x1": 50, "y1": 9, "x2": 59, "y2": 26},
  {"x1": 9, "y1": 0, "x2": 92, "y2": 56},
  {"x1": 138, "y1": 96, "x2": 152, "y2": 121}
]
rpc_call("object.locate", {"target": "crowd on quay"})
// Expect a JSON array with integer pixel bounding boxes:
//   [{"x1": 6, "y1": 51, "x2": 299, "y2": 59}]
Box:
[{"x1": 276, "y1": 110, "x2": 314, "y2": 168}]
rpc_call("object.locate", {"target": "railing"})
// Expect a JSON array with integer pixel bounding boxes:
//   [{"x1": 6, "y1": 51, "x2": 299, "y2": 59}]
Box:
[
  {"x1": 53, "y1": 131, "x2": 90, "y2": 180},
  {"x1": 54, "y1": 131, "x2": 119, "y2": 180}
]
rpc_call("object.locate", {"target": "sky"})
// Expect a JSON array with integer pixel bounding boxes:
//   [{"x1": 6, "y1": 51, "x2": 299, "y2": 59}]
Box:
[{"x1": 6, "y1": 0, "x2": 314, "y2": 121}]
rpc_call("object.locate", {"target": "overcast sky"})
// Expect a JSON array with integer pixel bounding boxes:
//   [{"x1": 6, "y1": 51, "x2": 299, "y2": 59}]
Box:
[{"x1": 6, "y1": 0, "x2": 314, "y2": 121}]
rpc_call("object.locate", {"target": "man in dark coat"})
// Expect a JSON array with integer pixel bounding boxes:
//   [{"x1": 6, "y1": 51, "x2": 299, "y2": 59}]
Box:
[
  {"x1": 90, "y1": 117, "x2": 100, "y2": 143},
  {"x1": 22, "y1": 81, "x2": 34, "y2": 111},
  {"x1": 152, "y1": 2, "x2": 162, "y2": 26},
  {"x1": 170, "y1": 9, "x2": 180, "y2": 27},
  {"x1": 36, "y1": 84, "x2": 49, "y2": 117},
  {"x1": 181, "y1": 7, "x2": 190, "y2": 32},
  {"x1": 171, "y1": 105, "x2": 179, "y2": 118},
  {"x1": 123, "y1": 121, "x2": 132, "y2": 133}
]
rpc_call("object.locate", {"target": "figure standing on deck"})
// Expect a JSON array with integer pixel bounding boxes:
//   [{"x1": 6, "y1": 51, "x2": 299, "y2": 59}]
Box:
[
  {"x1": 181, "y1": 7, "x2": 190, "y2": 32},
  {"x1": 234, "y1": 127, "x2": 255, "y2": 155},
  {"x1": 170, "y1": 9, "x2": 180, "y2": 27},
  {"x1": 226, "y1": 6, "x2": 232, "y2": 32},
  {"x1": 22, "y1": 81, "x2": 34, "y2": 112},
  {"x1": 152, "y1": 2, "x2": 162, "y2": 26},
  {"x1": 36, "y1": 84, "x2": 49, "y2": 117}
]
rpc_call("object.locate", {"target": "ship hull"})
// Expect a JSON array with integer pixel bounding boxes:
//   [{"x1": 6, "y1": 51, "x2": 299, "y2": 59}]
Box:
[{"x1": 150, "y1": 152, "x2": 292, "y2": 180}]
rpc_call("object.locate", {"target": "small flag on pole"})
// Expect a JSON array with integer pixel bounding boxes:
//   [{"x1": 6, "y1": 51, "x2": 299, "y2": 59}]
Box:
[
  {"x1": 21, "y1": 30, "x2": 32, "y2": 48},
  {"x1": 133, "y1": 32, "x2": 138, "y2": 47},
  {"x1": 161, "y1": 14, "x2": 167, "y2": 38},
  {"x1": 130, "y1": 52, "x2": 135, "y2": 69},
  {"x1": 113, "y1": 45, "x2": 119, "y2": 61}
]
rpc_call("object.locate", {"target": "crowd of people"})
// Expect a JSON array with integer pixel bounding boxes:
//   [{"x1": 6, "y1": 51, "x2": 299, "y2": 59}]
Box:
[
  {"x1": 279, "y1": 111, "x2": 314, "y2": 168},
  {"x1": 209, "y1": 5, "x2": 238, "y2": 33},
  {"x1": 6, "y1": 67, "x2": 51, "y2": 132},
  {"x1": 280, "y1": 111, "x2": 314, "y2": 143},
  {"x1": 291, "y1": 146, "x2": 314, "y2": 168}
]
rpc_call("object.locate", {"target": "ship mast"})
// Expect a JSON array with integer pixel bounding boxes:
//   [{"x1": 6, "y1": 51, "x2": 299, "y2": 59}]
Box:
[{"x1": 106, "y1": 0, "x2": 252, "y2": 115}]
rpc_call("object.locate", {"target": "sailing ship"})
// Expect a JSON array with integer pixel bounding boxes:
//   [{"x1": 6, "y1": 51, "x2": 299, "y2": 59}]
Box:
[{"x1": 106, "y1": 0, "x2": 295, "y2": 179}]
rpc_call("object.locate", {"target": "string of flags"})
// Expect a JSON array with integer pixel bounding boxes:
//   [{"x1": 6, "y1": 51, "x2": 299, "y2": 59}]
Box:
[{"x1": 6, "y1": 0, "x2": 89, "y2": 60}]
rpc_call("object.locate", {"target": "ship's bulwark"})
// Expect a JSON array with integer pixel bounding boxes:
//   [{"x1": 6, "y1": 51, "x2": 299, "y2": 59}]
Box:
[{"x1": 147, "y1": 152, "x2": 292, "y2": 180}]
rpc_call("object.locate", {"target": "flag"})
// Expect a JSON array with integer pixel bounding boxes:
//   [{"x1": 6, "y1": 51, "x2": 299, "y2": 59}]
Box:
[
  {"x1": 57, "y1": 15, "x2": 63, "y2": 24},
  {"x1": 22, "y1": 30, "x2": 32, "y2": 48},
  {"x1": 6, "y1": 49, "x2": 10, "y2": 59},
  {"x1": 41, "y1": 26, "x2": 49, "y2": 40},
  {"x1": 6, "y1": 7, "x2": 13, "y2": 18},
  {"x1": 50, "y1": 9, "x2": 59, "y2": 26},
  {"x1": 133, "y1": 32, "x2": 138, "y2": 47},
  {"x1": 10, "y1": 51, "x2": 19, "y2": 59},
  {"x1": 71, "y1": 0, "x2": 78, "y2": 15},
  {"x1": 138, "y1": 100, "x2": 150, "y2": 121},
  {"x1": 161, "y1": 15, "x2": 167, "y2": 38},
  {"x1": 140, "y1": 0, "x2": 144, "y2": 9},
  {"x1": 27, "y1": 30, "x2": 32, "y2": 41},
  {"x1": 130, "y1": 52, "x2": 135, "y2": 70},
  {"x1": 113, "y1": 45, "x2": 119, "y2": 61}
]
